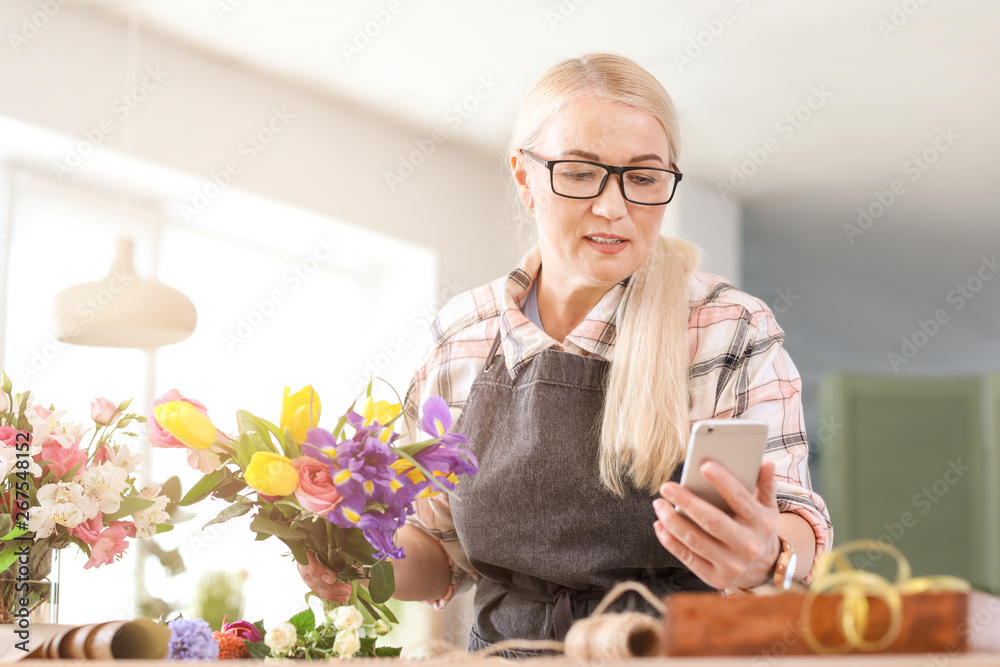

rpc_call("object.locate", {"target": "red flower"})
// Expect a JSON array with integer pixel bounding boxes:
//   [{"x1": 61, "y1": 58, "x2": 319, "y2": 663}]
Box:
[{"x1": 213, "y1": 630, "x2": 248, "y2": 659}]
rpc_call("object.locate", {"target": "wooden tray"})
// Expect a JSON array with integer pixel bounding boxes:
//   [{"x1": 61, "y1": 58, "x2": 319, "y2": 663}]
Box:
[{"x1": 663, "y1": 591, "x2": 1000, "y2": 657}]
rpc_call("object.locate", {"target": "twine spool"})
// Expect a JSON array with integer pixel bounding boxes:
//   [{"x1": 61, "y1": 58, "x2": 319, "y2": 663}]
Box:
[
  {"x1": 564, "y1": 611, "x2": 664, "y2": 658},
  {"x1": 412, "y1": 581, "x2": 667, "y2": 660}
]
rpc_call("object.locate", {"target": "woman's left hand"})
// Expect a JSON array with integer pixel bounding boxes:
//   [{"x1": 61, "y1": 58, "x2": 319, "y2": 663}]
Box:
[{"x1": 653, "y1": 460, "x2": 780, "y2": 590}]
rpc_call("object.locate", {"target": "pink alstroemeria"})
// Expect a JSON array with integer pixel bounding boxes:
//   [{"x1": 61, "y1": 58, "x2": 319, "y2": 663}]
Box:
[
  {"x1": 37, "y1": 437, "x2": 88, "y2": 480},
  {"x1": 69, "y1": 512, "x2": 104, "y2": 546},
  {"x1": 83, "y1": 520, "x2": 137, "y2": 569}
]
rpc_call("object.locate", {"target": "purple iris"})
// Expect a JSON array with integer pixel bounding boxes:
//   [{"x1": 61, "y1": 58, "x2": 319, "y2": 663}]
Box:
[
  {"x1": 303, "y1": 422, "x2": 414, "y2": 559},
  {"x1": 297, "y1": 397, "x2": 477, "y2": 562},
  {"x1": 413, "y1": 441, "x2": 478, "y2": 493},
  {"x1": 357, "y1": 510, "x2": 406, "y2": 561},
  {"x1": 419, "y1": 396, "x2": 469, "y2": 447}
]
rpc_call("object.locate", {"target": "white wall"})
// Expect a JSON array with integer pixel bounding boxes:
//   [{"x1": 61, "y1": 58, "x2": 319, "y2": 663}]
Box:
[
  {"x1": 665, "y1": 179, "x2": 743, "y2": 286},
  {"x1": 0, "y1": 1, "x2": 523, "y2": 295}
]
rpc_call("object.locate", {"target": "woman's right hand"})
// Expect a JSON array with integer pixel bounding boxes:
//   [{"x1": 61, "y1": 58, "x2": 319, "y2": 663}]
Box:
[{"x1": 297, "y1": 552, "x2": 352, "y2": 603}]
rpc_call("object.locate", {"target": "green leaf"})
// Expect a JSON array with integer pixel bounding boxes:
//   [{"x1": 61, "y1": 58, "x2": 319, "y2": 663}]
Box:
[
  {"x1": 161, "y1": 476, "x2": 183, "y2": 504},
  {"x1": 155, "y1": 524, "x2": 175, "y2": 534},
  {"x1": 374, "y1": 602, "x2": 399, "y2": 625},
  {"x1": 367, "y1": 560, "x2": 394, "y2": 604},
  {"x1": 245, "y1": 641, "x2": 270, "y2": 660},
  {"x1": 375, "y1": 646, "x2": 403, "y2": 657},
  {"x1": 104, "y1": 496, "x2": 156, "y2": 521},
  {"x1": 249, "y1": 513, "x2": 282, "y2": 537},
  {"x1": 394, "y1": 437, "x2": 440, "y2": 457},
  {"x1": 287, "y1": 542, "x2": 309, "y2": 566},
  {"x1": 179, "y1": 470, "x2": 222, "y2": 506},
  {"x1": 0, "y1": 525, "x2": 27, "y2": 542},
  {"x1": 355, "y1": 595, "x2": 383, "y2": 624},
  {"x1": 0, "y1": 544, "x2": 22, "y2": 571},
  {"x1": 288, "y1": 608, "x2": 315, "y2": 636},
  {"x1": 250, "y1": 414, "x2": 296, "y2": 456},
  {"x1": 67, "y1": 535, "x2": 92, "y2": 557},
  {"x1": 203, "y1": 499, "x2": 253, "y2": 528},
  {"x1": 236, "y1": 433, "x2": 256, "y2": 469},
  {"x1": 331, "y1": 413, "x2": 349, "y2": 440},
  {"x1": 60, "y1": 460, "x2": 84, "y2": 483},
  {"x1": 360, "y1": 636, "x2": 377, "y2": 656},
  {"x1": 211, "y1": 477, "x2": 248, "y2": 502}
]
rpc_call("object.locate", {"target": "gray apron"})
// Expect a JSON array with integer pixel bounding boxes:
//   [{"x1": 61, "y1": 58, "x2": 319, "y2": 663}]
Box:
[{"x1": 451, "y1": 332, "x2": 715, "y2": 654}]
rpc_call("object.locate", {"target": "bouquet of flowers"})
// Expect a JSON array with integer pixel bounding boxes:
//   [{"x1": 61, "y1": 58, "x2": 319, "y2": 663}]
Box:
[
  {"x1": 149, "y1": 380, "x2": 476, "y2": 654},
  {"x1": 166, "y1": 608, "x2": 397, "y2": 661},
  {"x1": 0, "y1": 370, "x2": 175, "y2": 623}
]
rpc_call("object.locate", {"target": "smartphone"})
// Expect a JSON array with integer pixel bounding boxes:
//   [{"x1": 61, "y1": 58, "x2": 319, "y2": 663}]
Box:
[{"x1": 677, "y1": 419, "x2": 768, "y2": 516}]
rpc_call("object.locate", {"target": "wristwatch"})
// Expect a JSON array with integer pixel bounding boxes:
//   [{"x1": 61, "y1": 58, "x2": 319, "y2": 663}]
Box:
[{"x1": 771, "y1": 536, "x2": 797, "y2": 590}]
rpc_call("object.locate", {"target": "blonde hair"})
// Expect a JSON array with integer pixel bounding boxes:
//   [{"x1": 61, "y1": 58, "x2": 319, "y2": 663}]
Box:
[{"x1": 508, "y1": 53, "x2": 701, "y2": 496}]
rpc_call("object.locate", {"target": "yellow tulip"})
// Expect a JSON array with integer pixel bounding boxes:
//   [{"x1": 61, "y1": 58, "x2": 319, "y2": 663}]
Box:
[
  {"x1": 245, "y1": 452, "x2": 299, "y2": 497},
  {"x1": 153, "y1": 401, "x2": 217, "y2": 450},
  {"x1": 281, "y1": 386, "x2": 321, "y2": 442},
  {"x1": 360, "y1": 396, "x2": 401, "y2": 442}
]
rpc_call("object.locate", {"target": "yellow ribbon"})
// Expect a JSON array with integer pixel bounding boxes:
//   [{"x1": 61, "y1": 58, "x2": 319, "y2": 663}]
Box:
[{"x1": 799, "y1": 539, "x2": 971, "y2": 654}]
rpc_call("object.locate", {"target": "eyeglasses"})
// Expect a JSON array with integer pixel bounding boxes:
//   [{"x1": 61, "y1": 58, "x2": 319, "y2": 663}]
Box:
[{"x1": 521, "y1": 149, "x2": 682, "y2": 205}]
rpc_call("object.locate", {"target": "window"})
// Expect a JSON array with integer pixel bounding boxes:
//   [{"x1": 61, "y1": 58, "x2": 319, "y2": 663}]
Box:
[{"x1": 3, "y1": 167, "x2": 437, "y2": 629}]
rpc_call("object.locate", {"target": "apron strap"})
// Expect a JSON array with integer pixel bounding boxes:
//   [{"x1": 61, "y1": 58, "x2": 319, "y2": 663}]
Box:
[
  {"x1": 497, "y1": 581, "x2": 606, "y2": 641},
  {"x1": 482, "y1": 330, "x2": 503, "y2": 373}
]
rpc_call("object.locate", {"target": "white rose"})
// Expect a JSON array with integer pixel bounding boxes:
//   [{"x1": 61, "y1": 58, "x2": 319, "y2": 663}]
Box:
[
  {"x1": 328, "y1": 605, "x2": 364, "y2": 631},
  {"x1": 264, "y1": 621, "x2": 298, "y2": 655},
  {"x1": 333, "y1": 629, "x2": 361, "y2": 658}
]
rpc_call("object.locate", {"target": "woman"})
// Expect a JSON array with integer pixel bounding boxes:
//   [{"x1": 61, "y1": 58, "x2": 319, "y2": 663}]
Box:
[{"x1": 301, "y1": 53, "x2": 832, "y2": 650}]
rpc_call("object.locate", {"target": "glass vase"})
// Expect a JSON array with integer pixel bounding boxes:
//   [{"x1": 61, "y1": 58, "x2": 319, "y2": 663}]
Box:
[{"x1": 1, "y1": 547, "x2": 59, "y2": 625}]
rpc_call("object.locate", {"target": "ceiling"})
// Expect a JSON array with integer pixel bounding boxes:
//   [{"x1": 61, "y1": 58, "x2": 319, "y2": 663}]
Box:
[{"x1": 76, "y1": 0, "x2": 999, "y2": 230}]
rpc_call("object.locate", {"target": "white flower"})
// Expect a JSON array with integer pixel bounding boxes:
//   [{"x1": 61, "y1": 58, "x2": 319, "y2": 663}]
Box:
[
  {"x1": 104, "y1": 442, "x2": 142, "y2": 474},
  {"x1": 0, "y1": 392, "x2": 9, "y2": 414},
  {"x1": 0, "y1": 438, "x2": 42, "y2": 479},
  {"x1": 26, "y1": 405, "x2": 88, "y2": 449},
  {"x1": 333, "y1": 629, "x2": 361, "y2": 658},
  {"x1": 36, "y1": 481, "x2": 99, "y2": 523},
  {"x1": 132, "y1": 485, "x2": 170, "y2": 539},
  {"x1": 328, "y1": 605, "x2": 364, "y2": 631},
  {"x1": 26, "y1": 505, "x2": 56, "y2": 539},
  {"x1": 27, "y1": 492, "x2": 86, "y2": 538},
  {"x1": 264, "y1": 621, "x2": 298, "y2": 655},
  {"x1": 80, "y1": 463, "x2": 130, "y2": 514},
  {"x1": 373, "y1": 619, "x2": 390, "y2": 636}
]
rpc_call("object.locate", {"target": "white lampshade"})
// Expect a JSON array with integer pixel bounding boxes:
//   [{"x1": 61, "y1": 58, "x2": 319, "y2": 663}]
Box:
[{"x1": 52, "y1": 238, "x2": 197, "y2": 348}]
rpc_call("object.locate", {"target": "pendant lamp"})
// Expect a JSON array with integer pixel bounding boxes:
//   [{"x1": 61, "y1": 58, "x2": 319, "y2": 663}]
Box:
[{"x1": 51, "y1": 237, "x2": 196, "y2": 348}]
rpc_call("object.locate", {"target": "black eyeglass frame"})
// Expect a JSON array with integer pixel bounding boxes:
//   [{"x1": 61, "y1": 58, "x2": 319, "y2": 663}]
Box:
[{"x1": 520, "y1": 149, "x2": 683, "y2": 206}]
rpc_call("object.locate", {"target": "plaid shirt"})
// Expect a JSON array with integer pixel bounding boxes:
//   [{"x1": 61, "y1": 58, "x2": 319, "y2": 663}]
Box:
[{"x1": 403, "y1": 245, "x2": 833, "y2": 607}]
